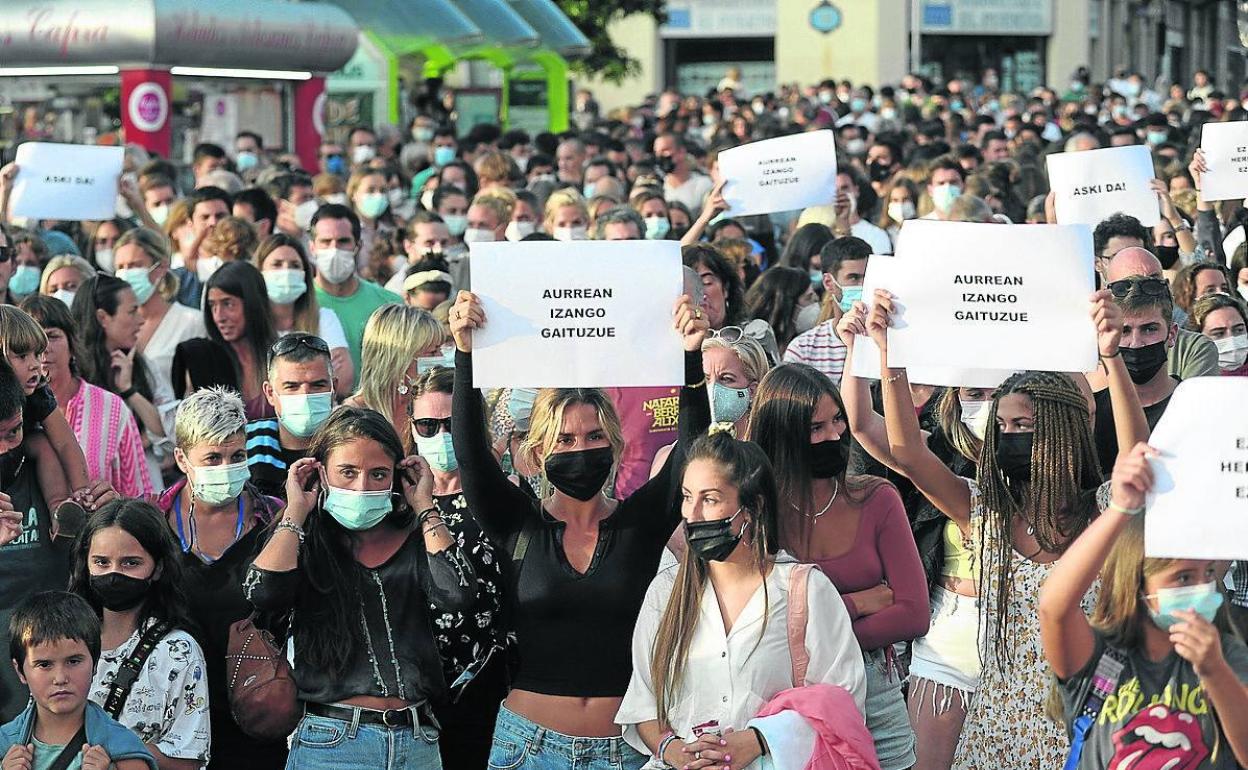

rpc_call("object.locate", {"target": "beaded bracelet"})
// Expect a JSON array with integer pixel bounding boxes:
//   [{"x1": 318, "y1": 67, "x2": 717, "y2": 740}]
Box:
[
  {"x1": 417, "y1": 506, "x2": 441, "y2": 524},
  {"x1": 275, "y1": 518, "x2": 305, "y2": 543},
  {"x1": 1107, "y1": 500, "x2": 1144, "y2": 516},
  {"x1": 656, "y1": 733, "x2": 681, "y2": 767}
]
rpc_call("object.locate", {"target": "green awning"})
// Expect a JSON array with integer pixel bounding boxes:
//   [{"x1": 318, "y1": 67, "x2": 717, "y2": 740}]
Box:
[
  {"x1": 506, "y1": 0, "x2": 590, "y2": 58},
  {"x1": 331, "y1": 0, "x2": 483, "y2": 55}
]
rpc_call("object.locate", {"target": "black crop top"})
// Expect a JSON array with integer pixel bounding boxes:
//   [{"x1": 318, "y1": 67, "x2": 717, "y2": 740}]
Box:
[
  {"x1": 451, "y1": 349, "x2": 709, "y2": 697},
  {"x1": 244, "y1": 529, "x2": 476, "y2": 705}
]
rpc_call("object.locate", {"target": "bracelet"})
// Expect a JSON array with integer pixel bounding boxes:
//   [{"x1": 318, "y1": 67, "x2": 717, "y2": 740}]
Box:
[
  {"x1": 275, "y1": 518, "x2": 306, "y2": 543},
  {"x1": 1107, "y1": 500, "x2": 1144, "y2": 516},
  {"x1": 656, "y1": 733, "x2": 681, "y2": 765},
  {"x1": 883, "y1": 370, "x2": 905, "y2": 384},
  {"x1": 417, "y1": 506, "x2": 440, "y2": 524},
  {"x1": 686, "y1": 375, "x2": 707, "y2": 389},
  {"x1": 750, "y1": 726, "x2": 768, "y2": 756},
  {"x1": 118, "y1": 387, "x2": 137, "y2": 400},
  {"x1": 1099, "y1": 350, "x2": 1121, "y2": 359},
  {"x1": 421, "y1": 521, "x2": 450, "y2": 536}
]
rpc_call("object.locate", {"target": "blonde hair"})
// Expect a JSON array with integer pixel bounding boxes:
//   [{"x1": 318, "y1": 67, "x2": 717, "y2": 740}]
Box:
[
  {"x1": 354, "y1": 304, "x2": 444, "y2": 434},
  {"x1": 473, "y1": 188, "x2": 517, "y2": 224},
  {"x1": 313, "y1": 173, "x2": 345, "y2": 197},
  {"x1": 114, "y1": 227, "x2": 180, "y2": 301},
  {"x1": 202, "y1": 217, "x2": 259, "y2": 263},
  {"x1": 0, "y1": 305, "x2": 48, "y2": 357},
  {"x1": 162, "y1": 199, "x2": 192, "y2": 244},
  {"x1": 542, "y1": 189, "x2": 589, "y2": 231},
  {"x1": 38, "y1": 255, "x2": 96, "y2": 296},
  {"x1": 253, "y1": 234, "x2": 321, "y2": 335},
  {"x1": 949, "y1": 195, "x2": 994, "y2": 223},
  {"x1": 346, "y1": 169, "x2": 386, "y2": 201},
  {"x1": 701, "y1": 336, "x2": 769, "y2": 384},
  {"x1": 174, "y1": 386, "x2": 247, "y2": 452},
  {"x1": 519, "y1": 388, "x2": 625, "y2": 495},
  {"x1": 474, "y1": 150, "x2": 516, "y2": 186}
]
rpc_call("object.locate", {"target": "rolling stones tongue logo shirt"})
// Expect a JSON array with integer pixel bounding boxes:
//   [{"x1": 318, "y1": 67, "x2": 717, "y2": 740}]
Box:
[{"x1": 1058, "y1": 632, "x2": 1248, "y2": 769}]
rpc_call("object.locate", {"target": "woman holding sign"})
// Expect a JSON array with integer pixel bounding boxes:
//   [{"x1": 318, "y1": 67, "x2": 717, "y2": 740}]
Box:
[
  {"x1": 447, "y1": 289, "x2": 710, "y2": 770},
  {"x1": 871, "y1": 288, "x2": 1150, "y2": 770},
  {"x1": 1039, "y1": 441, "x2": 1248, "y2": 770}
]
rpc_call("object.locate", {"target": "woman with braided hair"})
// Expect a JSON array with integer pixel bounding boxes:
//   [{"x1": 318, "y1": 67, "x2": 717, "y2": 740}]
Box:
[{"x1": 869, "y1": 287, "x2": 1150, "y2": 769}]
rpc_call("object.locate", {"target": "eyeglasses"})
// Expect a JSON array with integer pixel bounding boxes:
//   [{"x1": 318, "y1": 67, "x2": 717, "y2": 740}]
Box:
[
  {"x1": 1107, "y1": 277, "x2": 1171, "y2": 299},
  {"x1": 0, "y1": 246, "x2": 13, "y2": 264},
  {"x1": 268, "y1": 333, "x2": 329, "y2": 364},
  {"x1": 411, "y1": 416, "x2": 452, "y2": 438}
]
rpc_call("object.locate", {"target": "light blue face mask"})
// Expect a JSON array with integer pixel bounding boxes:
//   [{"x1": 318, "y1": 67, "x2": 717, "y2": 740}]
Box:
[
  {"x1": 645, "y1": 216, "x2": 671, "y2": 240},
  {"x1": 583, "y1": 183, "x2": 597, "y2": 200},
  {"x1": 709, "y1": 381, "x2": 751, "y2": 425},
  {"x1": 1146, "y1": 581, "x2": 1224, "y2": 631},
  {"x1": 115, "y1": 266, "x2": 157, "y2": 305},
  {"x1": 809, "y1": 269, "x2": 823, "y2": 287},
  {"x1": 414, "y1": 431, "x2": 458, "y2": 472},
  {"x1": 264, "y1": 269, "x2": 307, "y2": 305},
  {"x1": 839, "y1": 285, "x2": 864, "y2": 312},
  {"x1": 236, "y1": 151, "x2": 259, "y2": 172},
  {"x1": 507, "y1": 388, "x2": 539, "y2": 431},
  {"x1": 433, "y1": 146, "x2": 456, "y2": 167},
  {"x1": 277, "y1": 391, "x2": 333, "y2": 438},
  {"x1": 322, "y1": 483, "x2": 393, "y2": 531},
  {"x1": 9, "y1": 265, "x2": 40, "y2": 297},
  {"x1": 192, "y1": 460, "x2": 250, "y2": 505}
]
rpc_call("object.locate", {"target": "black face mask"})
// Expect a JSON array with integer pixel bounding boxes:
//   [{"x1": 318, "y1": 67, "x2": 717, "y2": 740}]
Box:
[
  {"x1": 995, "y1": 432, "x2": 1034, "y2": 483},
  {"x1": 656, "y1": 155, "x2": 677, "y2": 175},
  {"x1": 1120, "y1": 340, "x2": 1168, "y2": 384},
  {"x1": 89, "y1": 573, "x2": 151, "y2": 612},
  {"x1": 868, "y1": 160, "x2": 893, "y2": 183},
  {"x1": 543, "y1": 446, "x2": 614, "y2": 501},
  {"x1": 1155, "y1": 244, "x2": 1181, "y2": 270},
  {"x1": 809, "y1": 438, "x2": 849, "y2": 479},
  {"x1": 685, "y1": 509, "x2": 749, "y2": 562}
]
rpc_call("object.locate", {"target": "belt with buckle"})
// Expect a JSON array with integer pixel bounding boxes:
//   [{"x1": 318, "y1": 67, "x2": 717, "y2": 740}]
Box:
[{"x1": 306, "y1": 702, "x2": 420, "y2": 728}]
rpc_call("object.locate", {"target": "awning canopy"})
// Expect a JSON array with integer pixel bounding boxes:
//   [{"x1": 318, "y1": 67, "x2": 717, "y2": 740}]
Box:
[
  {"x1": 0, "y1": 0, "x2": 359, "y2": 73},
  {"x1": 507, "y1": 0, "x2": 591, "y2": 58},
  {"x1": 450, "y1": 0, "x2": 541, "y2": 51},
  {"x1": 329, "y1": 0, "x2": 482, "y2": 56}
]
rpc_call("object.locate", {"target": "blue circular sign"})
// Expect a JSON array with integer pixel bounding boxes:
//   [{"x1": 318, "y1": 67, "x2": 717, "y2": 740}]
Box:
[{"x1": 810, "y1": 1, "x2": 842, "y2": 34}]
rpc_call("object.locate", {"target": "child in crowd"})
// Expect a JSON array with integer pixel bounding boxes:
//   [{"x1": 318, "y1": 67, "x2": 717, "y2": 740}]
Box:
[{"x1": 0, "y1": 591, "x2": 157, "y2": 770}]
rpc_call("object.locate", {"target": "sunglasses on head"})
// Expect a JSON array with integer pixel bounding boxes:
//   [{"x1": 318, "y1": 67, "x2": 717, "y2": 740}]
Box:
[
  {"x1": 411, "y1": 416, "x2": 452, "y2": 438},
  {"x1": 1107, "y1": 277, "x2": 1170, "y2": 299},
  {"x1": 268, "y1": 333, "x2": 329, "y2": 364}
]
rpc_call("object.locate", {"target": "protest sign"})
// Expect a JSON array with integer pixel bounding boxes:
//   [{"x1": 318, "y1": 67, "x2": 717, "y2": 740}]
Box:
[
  {"x1": 850, "y1": 255, "x2": 1015, "y2": 388},
  {"x1": 1198, "y1": 121, "x2": 1248, "y2": 202},
  {"x1": 1145, "y1": 378, "x2": 1248, "y2": 559},
  {"x1": 1045, "y1": 145, "x2": 1160, "y2": 227},
  {"x1": 469, "y1": 240, "x2": 684, "y2": 388},
  {"x1": 885, "y1": 221, "x2": 1097, "y2": 372},
  {"x1": 717, "y1": 130, "x2": 837, "y2": 217},
  {"x1": 9, "y1": 143, "x2": 124, "y2": 221}
]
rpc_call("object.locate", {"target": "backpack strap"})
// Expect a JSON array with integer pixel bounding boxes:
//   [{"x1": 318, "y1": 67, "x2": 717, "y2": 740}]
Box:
[
  {"x1": 45, "y1": 724, "x2": 88, "y2": 770},
  {"x1": 103, "y1": 620, "x2": 174, "y2": 719},
  {"x1": 786, "y1": 564, "x2": 814, "y2": 688},
  {"x1": 1063, "y1": 644, "x2": 1128, "y2": 770}
]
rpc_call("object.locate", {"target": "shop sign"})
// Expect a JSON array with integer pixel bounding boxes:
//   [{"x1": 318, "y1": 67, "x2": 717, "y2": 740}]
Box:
[
  {"x1": 920, "y1": 0, "x2": 1052, "y2": 36},
  {"x1": 661, "y1": 0, "x2": 776, "y2": 38},
  {"x1": 127, "y1": 82, "x2": 168, "y2": 132}
]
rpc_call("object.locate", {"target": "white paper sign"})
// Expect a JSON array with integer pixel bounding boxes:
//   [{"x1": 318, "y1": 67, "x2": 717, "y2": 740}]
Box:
[
  {"x1": 9, "y1": 143, "x2": 124, "y2": 221},
  {"x1": 1046, "y1": 145, "x2": 1160, "y2": 227},
  {"x1": 1145, "y1": 378, "x2": 1248, "y2": 559},
  {"x1": 469, "y1": 240, "x2": 684, "y2": 388},
  {"x1": 850, "y1": 256, "x2": 1015, "y2": 389},
  {"x1": 1198, "y1": 121, "x2": 1248, "y2": 202},
  {"x1": 717, "y1": 130, "x2": 837, "y2": 217},
  {"x1": 885, "y1": 221, "x2": 1097, "y2": 372}
]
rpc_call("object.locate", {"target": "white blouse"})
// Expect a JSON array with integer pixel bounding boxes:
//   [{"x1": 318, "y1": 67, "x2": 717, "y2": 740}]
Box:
[
  {"x1": 89, "y1": 622, "x2": 211, "y2": 767},
  {"x1": 144, "y1": 302, "x2": 207, "y2": 397},
  {"x1": 617, "y1": 558, "x2": 866, "y2": 767}
]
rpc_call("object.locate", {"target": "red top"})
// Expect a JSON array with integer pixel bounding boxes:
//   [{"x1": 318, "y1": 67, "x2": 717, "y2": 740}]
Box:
[{"x1": 809, "y1": 483, "x2": 931, "y2": 652}]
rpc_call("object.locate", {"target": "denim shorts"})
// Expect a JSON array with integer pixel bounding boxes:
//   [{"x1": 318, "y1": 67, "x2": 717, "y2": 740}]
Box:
[
  {"x1": 488, "y1": 705, "x2": 647, "y2": 770},
  {"x1": 286, "y1": 707, "x2": 443, "y2": 770},
  {"x1": 864, "y1": 648, "x2": 917, "y2": 770}
]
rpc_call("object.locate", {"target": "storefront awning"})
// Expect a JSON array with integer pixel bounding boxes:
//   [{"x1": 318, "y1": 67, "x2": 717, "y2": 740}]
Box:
[
  {"x1": 0, "y1": 0, "x2": 359, "y2": 73},
  {"x1": 449, "y1": 0, "x2": 541, "y2": 51},
  {"x1": 328, "y1": 0, "x2": 483, "y2": 56},
  {"x1": 507, "y1": 0, "x2": 591, "y2": 58}
]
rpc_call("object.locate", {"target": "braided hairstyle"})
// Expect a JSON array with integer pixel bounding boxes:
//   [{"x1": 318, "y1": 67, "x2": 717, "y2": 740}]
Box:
[{"x1": 976, "y1": 370, "x2": 1101, "y2": 667}]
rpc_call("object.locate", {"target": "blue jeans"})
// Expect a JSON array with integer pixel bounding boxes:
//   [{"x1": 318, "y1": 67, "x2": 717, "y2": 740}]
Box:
[
  {"x1": 286, "y1": 709, "x2": 443, "y2": 769},
  {"x1": 488, "y1": 705, "x2": 647, "y2": 770}
]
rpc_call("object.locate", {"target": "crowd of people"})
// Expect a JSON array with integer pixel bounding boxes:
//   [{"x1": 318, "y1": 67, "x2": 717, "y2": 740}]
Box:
[{"x1": 0, "y1": 62, "x2": 1246, "y2": 770}]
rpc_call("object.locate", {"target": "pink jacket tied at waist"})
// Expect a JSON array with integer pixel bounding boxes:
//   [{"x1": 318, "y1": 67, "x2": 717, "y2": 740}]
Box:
[{"x1": 754, "y1": 684, "x2": 880, "y2": 770}]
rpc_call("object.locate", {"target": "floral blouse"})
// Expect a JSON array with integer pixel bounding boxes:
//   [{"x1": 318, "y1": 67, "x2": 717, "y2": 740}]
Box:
[{"x1": 89, "y1": 621, "x2": 211, "y2": 767}]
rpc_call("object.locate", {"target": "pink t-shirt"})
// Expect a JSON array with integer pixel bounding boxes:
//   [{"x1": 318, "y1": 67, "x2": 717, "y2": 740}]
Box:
[
  {"x1": 64, "y1": 380, "x2": 153, "y2": 497},
  {"x1": 605, "y1": 386, "x2": 681, "y2": 499}
]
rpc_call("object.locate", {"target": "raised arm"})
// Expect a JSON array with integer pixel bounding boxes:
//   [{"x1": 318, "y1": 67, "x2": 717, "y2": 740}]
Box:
[
  {"x1": 1039, "y1": 442, "x2": 1153, "y2": 679},
  {"x1": 1151, "y1": 179, "x2": 1197, "y2": 256},
  {"x1": 246, "y1": 456, "x2": 320, "y2": 611},
  {"x1": 1092, "y1": 289, "x2": 1149, "y2": 461},
  {"x1": 871, "y1": 291, "x2": 973, "y2": 527},
  {"x1": 680, "y1": 181, "x2": 727, "y2": 247},
  {"x1": 400, "y1": 454, "x2": 477, "y2": 612},
  {"x1": 448, "y1": 291, "x2": 539, "y2": 546},
  {"x1": 1189, "y1": 150, "x2": 1226, "y2": 264},
  {"x1": 836, "y1": 303, "x2": 905, "y2": 474}
]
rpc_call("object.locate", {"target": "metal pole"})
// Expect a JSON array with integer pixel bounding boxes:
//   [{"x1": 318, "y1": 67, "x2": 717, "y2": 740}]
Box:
[{"x1": 910, "y1": 0, "x2": 921, "y2": 73}]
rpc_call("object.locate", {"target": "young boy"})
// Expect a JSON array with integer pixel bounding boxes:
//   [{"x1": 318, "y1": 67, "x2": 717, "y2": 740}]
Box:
[{"x1": 1, "y1": 592, "x2": 155, "y2": 770}]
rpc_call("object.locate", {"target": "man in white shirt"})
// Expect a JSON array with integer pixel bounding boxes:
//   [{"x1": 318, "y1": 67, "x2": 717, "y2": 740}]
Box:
[
  {"x1": 795, "y1": 168, "x2": 892, "y2": 255},
  {"x1": 654, "y1": 133, "x2": 714, "y2": 217},
  {"x1": 920, "y1": 157, "x2": 966, "y2": 220},
  {"x1": 834, "y1": 88, "x2": 880, "y2": 134}
]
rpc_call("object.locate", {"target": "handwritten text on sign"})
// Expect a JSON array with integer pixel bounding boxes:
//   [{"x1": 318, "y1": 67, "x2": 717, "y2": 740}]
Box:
[
  {"x1": 717, "y1": 130, "x2": 838, "y2": 217},
  {"x1": 1197, "y1": 121, "x2": 1248, "y2": 202},
  {"x1": 469, "y1": 240, "x2": 684, "y2": 388},
  {"x1": 1045, "y1": 144, "x2": 1159, "y2": 227},
  {"x1": 1145, "y1": 378, "x2": 1248, "y2": 559},
  {"x1": 9, "y1": 142, "x2": 124, "y2": 221}
]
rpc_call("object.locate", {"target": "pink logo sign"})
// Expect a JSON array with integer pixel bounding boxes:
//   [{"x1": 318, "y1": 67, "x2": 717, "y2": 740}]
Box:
[{"x1": 127, "y1": 83, "x2": 168, "y2": 133}]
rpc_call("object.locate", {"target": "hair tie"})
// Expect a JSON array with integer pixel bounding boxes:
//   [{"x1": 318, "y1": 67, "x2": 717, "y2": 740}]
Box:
[
  {"x1": 403, "y1": 270, "x2": 453, "y2": 293},
  {"x1": 708, "y1": 422, "x2": 737, "y2": 438}
]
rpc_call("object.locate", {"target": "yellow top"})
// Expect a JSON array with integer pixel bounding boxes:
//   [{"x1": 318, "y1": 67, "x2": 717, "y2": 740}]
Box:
[{"x1": 942, "y1": 519, "x2": 975, "y2": 581}]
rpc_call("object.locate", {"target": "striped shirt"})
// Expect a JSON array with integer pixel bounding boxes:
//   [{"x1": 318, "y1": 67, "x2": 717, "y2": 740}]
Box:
[
  {"x1": 64, "y1": 380, "x2": 153, "y2": 497},
  {"x1": 244, "y1": 419, "x2": 306, "y2": 501},
  {"x1": 783, "y1": 320, "x2": 847, "y2": 383}
]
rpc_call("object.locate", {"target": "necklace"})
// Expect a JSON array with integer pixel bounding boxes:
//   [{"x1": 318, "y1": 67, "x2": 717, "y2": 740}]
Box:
[{"x1": 796, "y1": 478, "x2": 839, "y2": 518}]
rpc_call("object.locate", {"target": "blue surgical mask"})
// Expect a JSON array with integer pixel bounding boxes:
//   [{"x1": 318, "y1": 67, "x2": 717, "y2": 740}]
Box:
[
  {"x1": 115, "y1": 265, "x2": 157, "y2": 305},
  {"x1": 850, "y1": 98, "x2": 868, "y2": 113},
  {"x1": 443, "y1": 214, "x2": 468, "y2": 238},
  {"x1": 9, "y1": 265, "x2": 40, "y2": 297},
  {"x1": 931, "y1": 183, "x2": 962, "y2": 214},
  {"x1": 264, "y1": 269, "x2": 307, "y2": 305},
  {"x1": 325, "y1": 155, "x2": 346, "y2": 176},
  {"x1": 583, "y1": 183, "x2": 597, "y2": 200},
  {"x1": 644, "y1": 216, "x2": 671, "y2": 240},
  {"x1": 433, "y1": 146, "x2": 456, "y2": 166},
  {"x1": 414, "y1": 431, "x2": 458, "y2": 473},
  {"x1": 192, "y1": 460, "x2": 250, "y2": 505},
  {"x1": 357, "y1": 192, "x2": 389, "y2": 219},
  {"x1": 709, "y1": 381, "x2": 751, "y2": 425},
  {"x1": 276, "y1": 391, "x2": 333, "y2": 438},
  {"x1": 322, "y1": 483, "x2": 392, "y2": 531},
  {"x1": 1146, "y1": 581, "x2": 1224, "y2": 631},
  {"x1": 809, "y1": 269, "x2": 823, "y2": 287},
  {"x1": 508, "y1": 388, "x2": 539, "y2": 431},
  {"x1": 235, "y1": 151, "x2": 259, "y2": 172},
  {"x1": 838, "y1": 285, "x2": 864, "y2": 312}
]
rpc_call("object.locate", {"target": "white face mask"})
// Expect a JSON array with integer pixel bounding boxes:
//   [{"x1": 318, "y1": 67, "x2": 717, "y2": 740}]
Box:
[
  {"x1": 52, "y1": 289, "x2": 76, "y2": 307},
  {"x1": 1215, "y1": 334, "x2": 1248, "y2": 371},
  {"x1": 794, "y1": 301, "x2": 821, "y2": 333},
  {"x1": 888, "y1": 200, "x2": 917, "y2": 222},
  {"x1": 420, "y1": 190, "x2": 436, "y2": 211},
  {"x1": 148, "y1": 204, "x2": 170, "y2": 227},
  {"x1": 553, "y1": 225, "x2": 588, "y2": 242},
  {"x1": 505, "y1": 220, "x2": 536, "y2": 242},
  {"x1": 462, "y1": 227, "x2": 495, "y2": 244},
  {"x1": 959, "y1": 400, "x2": 992, "y2": 441},
  {"x1": 1238, "y1": 284, "x2": 1248, "y2": 303},
  {"x1": 314, "y1": 248, "x2": 356, "y2": 285},
  {"x1": 293, "y1": 199, "x2": 319, "y2": 230},
  {"x1": 94, "y1": 248, "x2": 115, "y2": 274},
  {"x1": 351, "y1": 145, "x2": 376, "y2": 165}
]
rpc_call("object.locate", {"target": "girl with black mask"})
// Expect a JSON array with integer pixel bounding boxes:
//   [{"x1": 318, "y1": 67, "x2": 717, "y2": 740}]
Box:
[
  {"x1": 447, "y1": 290, "x2": 711, "y2": 770},
  {"x1": 746, "y1": 362, "x2": 928, "y2": 770},
  {"x1": 69, "y1": 500, "x2": 211, "y2": 769}
]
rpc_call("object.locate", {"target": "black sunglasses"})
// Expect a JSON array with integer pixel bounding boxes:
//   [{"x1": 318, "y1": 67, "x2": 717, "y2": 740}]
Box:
[
  {"x1": 0, "y1": 246, "x2": 13, "y2": 264},
  {"x1": 411, "y1": 416, "x2": 452, "y2": 439},
  {"x1": 1107, "y1": 277, "x2": 1170, "y2": 299},
  {"x1": 268, "y1": 333, "x2": 329, "y2": 364}
]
